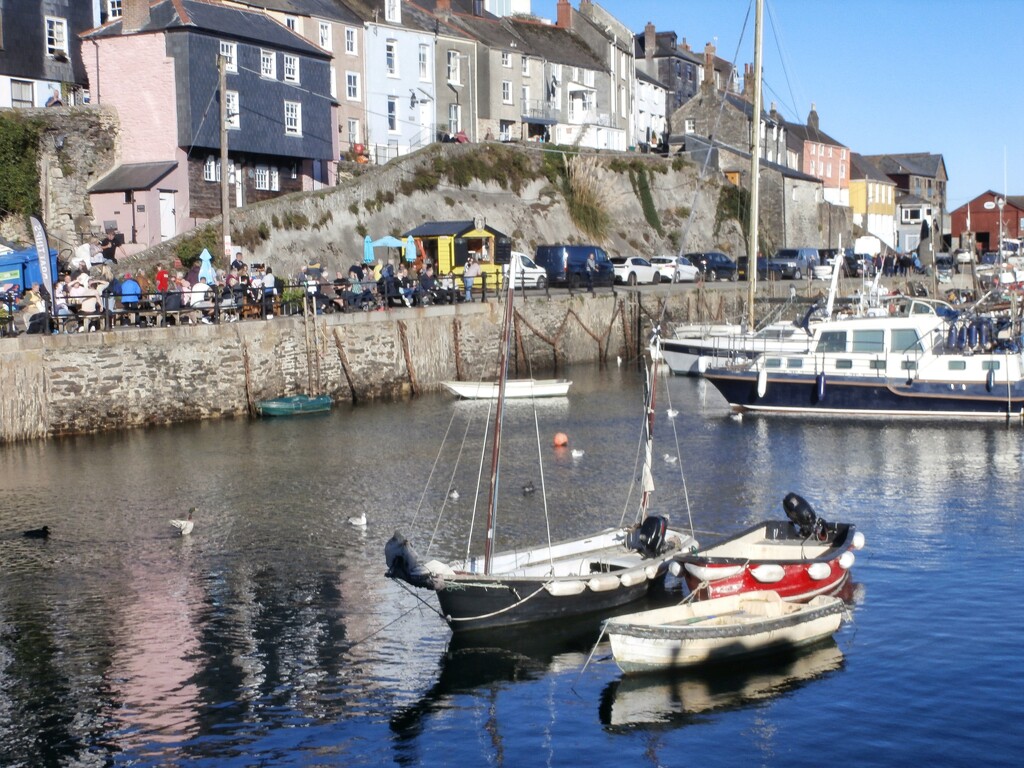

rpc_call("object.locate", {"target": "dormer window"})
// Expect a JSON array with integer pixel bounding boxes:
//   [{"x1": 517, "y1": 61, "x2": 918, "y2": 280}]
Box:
[
  {"x1": 385, "y1": 0, "x2": 401, "y2": 24},
  {"x1": 107, "y1": 0, "x2": 123, "y2": 18}
]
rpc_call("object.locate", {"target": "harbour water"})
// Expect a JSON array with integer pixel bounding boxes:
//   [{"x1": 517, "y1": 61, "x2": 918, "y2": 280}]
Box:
[{"x1": 0, "y1": 364, "x2": 1020, "y2": 767}]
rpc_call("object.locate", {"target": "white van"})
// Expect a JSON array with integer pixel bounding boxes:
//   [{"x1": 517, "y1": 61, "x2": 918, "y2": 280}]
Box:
[{"x1": 504, "y1": 251, "x2": 549, "y2": 289}]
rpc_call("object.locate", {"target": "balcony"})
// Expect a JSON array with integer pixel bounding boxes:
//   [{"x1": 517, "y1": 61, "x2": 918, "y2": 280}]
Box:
[{"x1": 521, "y1": 99, "x2": 558, "y2": 126}]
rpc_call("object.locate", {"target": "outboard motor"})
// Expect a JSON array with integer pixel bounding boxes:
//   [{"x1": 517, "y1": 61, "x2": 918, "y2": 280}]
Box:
[
  {"x1": 783, "y1": 492, "x2": 826, "y2": 539},
  {"x1": 635, "y1": 515, "x2": 668, "y2": 557}
]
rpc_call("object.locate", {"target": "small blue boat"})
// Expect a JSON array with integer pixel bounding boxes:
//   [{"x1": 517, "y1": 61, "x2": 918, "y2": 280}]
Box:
[{"x1": 256, "y1": 394, "x2": 332, "y2": 417}]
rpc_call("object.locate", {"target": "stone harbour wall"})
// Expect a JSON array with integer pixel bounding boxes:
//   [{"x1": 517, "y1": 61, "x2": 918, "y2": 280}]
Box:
[{"x1": 0, "y1": 289, "x2": 753, "y2": 443}]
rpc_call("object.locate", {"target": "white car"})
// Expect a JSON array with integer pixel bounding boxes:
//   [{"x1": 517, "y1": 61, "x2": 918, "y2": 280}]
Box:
[
  {"x1": 611, "y1": 256, "x2": 661, "y2": 285},
  {"x1": 503, "y1": 251, "x2": 548, "y2": 289},
  {"x1": 651, "y1": 255, "x2": 699, "y2": 283}
]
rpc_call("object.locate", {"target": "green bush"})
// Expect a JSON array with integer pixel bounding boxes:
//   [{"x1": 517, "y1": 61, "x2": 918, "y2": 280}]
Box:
[
  {"x1": 0, "y1": 114, "x2": 42, "y2": 218},
  {"x1": 175, "y1": 224, "x2": 221, "y2": 267}
]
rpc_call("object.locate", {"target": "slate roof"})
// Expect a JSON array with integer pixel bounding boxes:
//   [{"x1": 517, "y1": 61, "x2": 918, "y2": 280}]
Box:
[
  {"x1": 786, "y1": 122, "x2": 845, "y2": 149},
  {"x1": 233, "y1": 0, "x2": 362, "y2": 25},
  {"x1": 850, "y1": 153, "x2": 893, "y2": 184},
  {"x1": 83, "y1": 0, "x2": 328, "y2": 57},
  {"x1": 861, "y1": 153, "x2": 945, "y2": 179},
  {"x1": 402, "y1": 220, "x2": 508, "y2": 239},
  {"x1": 90, "y1": 161, "x2": 179, "y2": 193}
]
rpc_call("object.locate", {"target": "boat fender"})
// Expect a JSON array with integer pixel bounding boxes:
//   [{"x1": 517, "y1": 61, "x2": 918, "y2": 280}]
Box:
[
  {"x1": 668, "y1": 561, "x2": 684, "y2": 577},
  {"x1": 645, "y1": 563, "x2": 662, "y2": 580},
  {"x1": 756, "y1": 368, "x2": 768, "y2": 398},
  {"x1": 986, "y1": 368, "x2": 996, "y2": 392},
  {"x1": 980, "y1": 321, "x2": 991, "y2": 348},
  {"x1": 683, "y1": 562, "x2": 744, "y2": 581},
  {"x1": 697, "y1": 356, "x2": 708, "y2": 374},
  {"x1": 807, "y1": 562, "x2": 832, "y2": 580},
  {"x1": 618, "y1": 569, "x2": 648, "y2": 588},
  {"x1": 587, "y1": 573, "x2": 621, "y2": 592},
  {"x1": 750, "y1": 564, "x2": 786, "y2": 583},
  {"x1": 545, "y1": 579, "x2": 587, "y2": 597},
  {"x1": 957, "y1": 325, "x2": 967, "y2": 351},
  {"x1": 783, "y1": 492, "x2": 818, "y2": 538},
  {"x1": 816, "y1": 372, "x2": 826, "y2": 401},
  {"x1": 838, "y1": 551, "x2": 856, "y2": 570},
  {"x1": 947, "y1": 323, "x2": 958, "y2": 349},
  {"x1": 968, "y1": 323, "x2": 979, "y2": 349},
  {"x1": 852, "y1": 531, "x2": 866, "y2": 550}
]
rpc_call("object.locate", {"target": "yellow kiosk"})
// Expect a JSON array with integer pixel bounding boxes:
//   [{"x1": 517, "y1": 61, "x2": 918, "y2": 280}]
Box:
[{"x1": 403, "y1": 219, "x2": 512, "y2": 292}]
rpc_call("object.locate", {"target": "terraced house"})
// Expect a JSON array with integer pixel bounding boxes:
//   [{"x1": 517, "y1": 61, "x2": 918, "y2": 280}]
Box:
[{"x1": 82, "y1": 0, "x2": 336, "y2": 248}]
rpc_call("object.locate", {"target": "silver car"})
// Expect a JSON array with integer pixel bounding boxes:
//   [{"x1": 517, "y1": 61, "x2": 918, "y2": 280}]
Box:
[{"x1": 651, "y1": 255, "x2": 700, "y2": 283}]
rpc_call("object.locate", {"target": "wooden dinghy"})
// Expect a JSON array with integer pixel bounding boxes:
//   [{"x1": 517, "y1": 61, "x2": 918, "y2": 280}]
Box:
[{"x1": 604, "y1": 590, "x2": 845, "y2": 673}]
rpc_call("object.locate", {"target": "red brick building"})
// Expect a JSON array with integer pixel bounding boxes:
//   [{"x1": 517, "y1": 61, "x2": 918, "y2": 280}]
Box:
[{"x1": 949, "y1": 191, "x2": 1024, "y2": 255}]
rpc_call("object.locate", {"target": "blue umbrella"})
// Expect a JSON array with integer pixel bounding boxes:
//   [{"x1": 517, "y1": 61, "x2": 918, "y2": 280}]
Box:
[{"x1": 363, "y1": 235, "x2": 373, "y2": 264}]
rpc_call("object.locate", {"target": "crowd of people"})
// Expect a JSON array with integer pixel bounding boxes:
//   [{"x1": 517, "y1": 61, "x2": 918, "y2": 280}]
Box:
[{"x1": 1, "y1": 253, "x2": 488, "y2": 337}]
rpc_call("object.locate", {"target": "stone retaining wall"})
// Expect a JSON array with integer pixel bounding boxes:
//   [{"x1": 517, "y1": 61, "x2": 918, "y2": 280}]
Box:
[{"x1": 0, "y1": 287, "x2": 753, "y2": 443}]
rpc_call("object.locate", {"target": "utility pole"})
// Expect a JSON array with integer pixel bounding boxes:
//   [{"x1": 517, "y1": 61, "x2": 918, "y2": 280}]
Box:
[{"x1": 219, "y1": 53, "x2": 231, "y2": 260}]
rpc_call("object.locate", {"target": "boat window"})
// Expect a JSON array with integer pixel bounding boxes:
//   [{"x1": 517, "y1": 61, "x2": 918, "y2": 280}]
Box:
[
  {"x1": 901, "y1": 359, "x2": 918, "y2": 370},
  {"x1": 947, "y1": 360, "x2": 966, "y2": 371},
  {"x1": 835, "y1": 359, "x2": 853, "y2": 369},
  {"x1": 852, "y1": 329, "x2": 883, "y2": 353},
  {"x1": 982, "y1": 360, "x2": 1001, "y2": 371},
  {"x1": 869, "y1": 359, "x2": 886, "y2": 370},
  {"x1": 816, "y1": 331, "x2": 847, "y2": 353},
  {"x1": 891, "y1": 329, "x2": 923, "y2": 353},
  {"x1": 765, "y1": 358, "x2": 782, "y2": 368},
  {"x1": 786, "y1": 358, "x2": 803, "y2": 369}
]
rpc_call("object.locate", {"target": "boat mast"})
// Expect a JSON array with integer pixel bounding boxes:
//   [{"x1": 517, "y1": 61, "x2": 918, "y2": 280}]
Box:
[
  {"x1": 746, "y1": 0, "x2": 764, "y2": 330},
  {"x1": 483, "y1": 258, "x2": 516, "y2": 573}
]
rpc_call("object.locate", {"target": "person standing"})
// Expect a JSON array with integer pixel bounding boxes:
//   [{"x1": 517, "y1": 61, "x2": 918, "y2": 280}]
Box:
[
  {"x1": 585, "y1": 251, "x2": 597, "y2": 293},
  {"x1": 263, "y1": 267, "x2": 277, "y2": 318},
  {"x1": 463, "y1": 256, "x2": 481, "y2": 302}
]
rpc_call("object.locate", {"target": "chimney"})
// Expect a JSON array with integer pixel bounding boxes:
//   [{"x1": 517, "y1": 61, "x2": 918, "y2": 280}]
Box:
[
  {"x1": 680, "y1": 37, "x2": 690, "y2": 53},
  {"x1": 703, "y1": 42, "x2": 716, "y2": 88},
  {"x1": 436, "y1": 0, "x2": 451, "y2": 15},
  {"x1": 556, "y1": 0, "x2": 572, "y2": 29},
  {"x1": 769, "y1": 101, "x2": 780, "y2": 123},
  {"x1": 122, "y1": 0, "x2": 151, "y2": 34},
  {"x1": 644, "y1": 22, "x2": 655, "y2": 63},
  {"x1": 807, "y1": 102, "x2": 819, "y2": 132},
  {"x1": 743, "y1": 63, "x2": 753, "y2": 97}
]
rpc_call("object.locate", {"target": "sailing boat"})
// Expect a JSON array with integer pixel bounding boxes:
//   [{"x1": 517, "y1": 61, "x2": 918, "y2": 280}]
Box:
[{"x1": 385, "y1": 261, "x2": 699, "y2": 633}]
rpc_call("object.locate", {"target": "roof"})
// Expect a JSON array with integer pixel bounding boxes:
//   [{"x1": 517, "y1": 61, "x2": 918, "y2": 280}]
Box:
[
  {"x1": 786, "y1": 122, "x2": 845, "y2": 149},
  {"x1": 861, "y1": 153, "x2": 946, "y2": 180},
  {"x1": 232, "y1": 0, "x2": 363, "y2": 25},
  {"x1": 83, "y1": 0, "x2": 328, "y2": 57},
  {"x1": 90, "y1": 162, "x2": 179, "y2": 193},
  {"x1": 850, "y1": 153, "x2": 894, "y2": 184},
  {"x1": 636, "y1": 68, "x2": 669, "y2": 90},
  {"x1": 402, "y1": 220, "x2": 508, "y2": 239}
]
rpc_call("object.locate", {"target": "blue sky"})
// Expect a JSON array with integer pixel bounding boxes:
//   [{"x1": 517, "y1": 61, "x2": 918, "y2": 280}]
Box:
[{"x1": 536, "y1": 0, "x2": 1024, "y2": 210}]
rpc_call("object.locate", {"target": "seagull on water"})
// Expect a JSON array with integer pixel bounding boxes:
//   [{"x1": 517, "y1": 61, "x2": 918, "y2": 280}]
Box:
[
  {"x1": 348, "y1": 512, "x2": 367, "y2": 527},
  {"x1": 170, "y1": 508, "x2": 195, "y2": 536},
  {"x1": 448, "y1": 488, "x2": 460, "y2": 500},
  {"x1": 663, "y1": 453, "x2": 678, "y2": 465},
  {"x1": 23, "y1": 525, "x2": 50, "y2": 539},
  {"x1": 666, "y1": 408, "x2": 679, "y2": 418},
  {"x1": 571, "y1": 448, "x2": 585, "y2": 459},
  {"x1": 522, "y1": 480, "x2": 535, "y2": 495}
]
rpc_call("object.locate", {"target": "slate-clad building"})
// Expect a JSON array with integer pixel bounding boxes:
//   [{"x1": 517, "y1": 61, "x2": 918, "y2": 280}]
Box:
[{"x1": 83, "y1": 0, "x2": 336, "y2": 247}]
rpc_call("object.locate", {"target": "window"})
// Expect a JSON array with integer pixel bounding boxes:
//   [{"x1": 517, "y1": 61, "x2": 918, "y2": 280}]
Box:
[
  {"x1": 387, "y1": 97, "x2": 398, "y2": 131},
  {"x1": 345, "y1": 72, "x2": 360, "y2": 100},
  {"x1": 345, "y1": 28, "x2": 357, "y2": 55},
  {"x1": 330, "y1": 67, "x2": 337, "y2": 98},
  {"x1": 947, "y1": 360, "x2": 966, "y2": 371},
  {"x1": 502, "y1": 52, "x2": 511, "y2": 68},
  {"x1": 419, "y1": 44, "x2": 429, "y2": 80},
  {"x1": 284, "y1": 101, "x2": 301, "y2": 135},
  {"x1": 318, "y1": 21, "x2": 331, "y2": 50},
  {"x1": 619, "y1": 85, "x2": 626, "y2": 118},
  {"x1": 107, "y1": 0, "x2": 123, "y2": 18},
  {"x1": 521, "y1": 85, "x2": 529, "y2": 107},
  {"x1": 203, "y1": 156, "x2": 217, "y2": 182},
  {"x1": 270, "y1": 168, "x2": 280, "y2": 191},
  {"x1": 285, "y1": 16, "x2": 297, "y2": 30},
  {"x1": 787, "y1": 358, "x2": 804, "y2": 369},
  {"x1": 499, "y1": 119, "x2": 513, "y2": 141},
  {"x1": 447, "y1": 51, "x2": 460, "y2": 84},
  {"x1": 684, "y1": 118, "x2": 695, "y2": 134},
  {"x1": 284, "y1": 54, "x2": 299, "y2": 83},
  {"x1": 225, "y1": 90, "x2": 240, "y2": 129},
  {"x1": 583, "y1": 69, "x2": 594, "y2": 87},
  {"x1": 835, "y1": 359, "x2": 853, "y2": 369},
  {"x1": 891, "y1": 329, "x2": 923, "y2": 354},
  {"x1": 982, "y1": 360, "x2": 1001, "y2": 371},
  {"x1": 219, "y1": 41, "x2": 237, "y2": 73},
  {"x1": 521, "y1": 56, "x2": 529, "y2": 76},
  {"x1": 45, "y1": 16, "x2": 68, "y2": 57},
  {"x1": 260, "y1": 49, "x2": 276, "y2": 79},
  {"x1": 385, "y1": 0, "x2": 400, "y2": 23},
  {"x1": 11, "y1": 80, "x2": 33, "y2": 109},
  {"x1": 501, "y1": 81, "x2": 511, "y2": 104},
  {"x1": 448, "y1": 104, "x2": 460, "y2": 134},
  {"x1": 348, "y1": 118, "x2": 360, "y2": 144},
  {"x1": 386, "y1": 40, "x2": 398, "y2": 76},
  {"x1": 870, "y1": 359, "x2": 887, "y2": 371},
  {"x1": 901, "y1": 360, "x2": 918, "y2": 371},
  {"x1": 765, "y1": 358, "x2": 782, "y2": 369},
  {"x1": 254, "y1": 165, "x2": 270, "y2": 190},
  {"x1": 816, "y1": 331, "x2": 847, "y2": 354},
  {"x1": 852, "y1": 330, "x2": 884, "y2": 353}
]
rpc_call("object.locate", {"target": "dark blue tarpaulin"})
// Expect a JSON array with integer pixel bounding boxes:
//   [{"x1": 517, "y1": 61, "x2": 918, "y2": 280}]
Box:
[{"x1": 0, "y1": 246, "x2": 59, "y2": 292}]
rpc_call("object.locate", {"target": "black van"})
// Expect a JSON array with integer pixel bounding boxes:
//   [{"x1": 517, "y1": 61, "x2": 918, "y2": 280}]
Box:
[{"x1": 533, "y1": 245, "x2": 614, "y2": 288}]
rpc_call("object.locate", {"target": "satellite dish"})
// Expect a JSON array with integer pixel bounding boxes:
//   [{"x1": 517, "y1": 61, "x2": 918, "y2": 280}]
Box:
[{"x1": 984, "y1": 202, "x2": 996, "y2": 210}]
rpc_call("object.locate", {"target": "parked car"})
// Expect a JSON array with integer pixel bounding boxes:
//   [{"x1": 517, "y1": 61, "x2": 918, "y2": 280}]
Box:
[
  {"x1": 686, "y1": 251, "x2": 739, "y2": 281},
  {"x1": 610, "y1": 256, "x2": 660, "y2": 285},
  {"x1": 842, "y1": 252, "x2": 876, "y2": 278},
  {"x1": 737, "y1": 255, "x2": 779, "y2": 280},
  {"x1": 533, "y1": 245, "x2": 614, "y2": 288},
  {"x1": 503, "y1": 251, "x2": 548, "y2": 289},
  {"x1": 954, "y1": 249, "x2": 975, "y2": 266},
  {"x1": 650, "y1": 255, "x2": 699, "y2": 283},
  {"x1": 767, "y1": 248, "x2": 818, "y2": 280}
]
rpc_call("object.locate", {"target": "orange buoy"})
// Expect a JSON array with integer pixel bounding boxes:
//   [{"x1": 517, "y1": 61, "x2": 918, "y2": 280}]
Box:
[{"x1": 553, "y1": 432, "x2": 569, "y2": 447}]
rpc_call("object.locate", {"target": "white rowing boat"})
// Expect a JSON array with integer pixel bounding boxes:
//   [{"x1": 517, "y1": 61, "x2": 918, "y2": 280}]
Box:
[{"x1": 441, "y1": 378, "x2": 572, "y2": 399}]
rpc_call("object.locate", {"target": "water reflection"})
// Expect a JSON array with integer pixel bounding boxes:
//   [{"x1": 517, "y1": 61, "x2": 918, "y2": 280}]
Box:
[{"x1": 598, "y1": 640, "x2": 846, "y2": 731}]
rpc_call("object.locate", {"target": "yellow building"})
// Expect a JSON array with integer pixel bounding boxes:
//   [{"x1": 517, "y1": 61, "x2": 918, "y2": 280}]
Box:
[{"x1": 403, "y1": 220, "x2": 512, "y2": 291}]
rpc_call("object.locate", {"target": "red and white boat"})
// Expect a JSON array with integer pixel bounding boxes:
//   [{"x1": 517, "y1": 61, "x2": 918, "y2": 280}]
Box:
[{"x1": 670, "y1": 493, "x2": 865, "y2": 602}]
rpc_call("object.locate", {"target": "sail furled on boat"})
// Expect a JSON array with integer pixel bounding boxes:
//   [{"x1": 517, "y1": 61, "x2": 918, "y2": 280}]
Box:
[{"x1": 641, "y1": 363, "x2": 656, "y2": 503}]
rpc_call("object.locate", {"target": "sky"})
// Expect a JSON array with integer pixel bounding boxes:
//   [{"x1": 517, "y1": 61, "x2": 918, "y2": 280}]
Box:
[{"x1": 534, "y1": 0, "x2": 1024, "y2": 211}]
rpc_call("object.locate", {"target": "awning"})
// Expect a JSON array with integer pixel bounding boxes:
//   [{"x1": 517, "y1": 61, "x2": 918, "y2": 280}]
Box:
[
  {"x1": 90, "y1": 161, "x2": 178, "y2": 193},
  {"x1": 522, "y1": 115, "x2": 557, "y2": 126}
]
